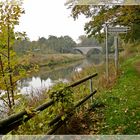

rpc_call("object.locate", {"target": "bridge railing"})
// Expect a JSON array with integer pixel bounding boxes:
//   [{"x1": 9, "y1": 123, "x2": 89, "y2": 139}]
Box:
[{"x1": 0, "y1": 73, "x2": 98, "y2": 135}]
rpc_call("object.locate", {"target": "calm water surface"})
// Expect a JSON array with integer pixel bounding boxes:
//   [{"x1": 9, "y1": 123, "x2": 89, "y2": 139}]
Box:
[{"x1": 18, "y1": 56, "x2": 103, "y2": 95}]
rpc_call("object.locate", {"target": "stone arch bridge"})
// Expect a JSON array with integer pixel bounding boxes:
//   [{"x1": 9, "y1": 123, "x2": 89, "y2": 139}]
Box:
[{"x1": 73, "y1": 46, "x2": 103, "y2": 55}]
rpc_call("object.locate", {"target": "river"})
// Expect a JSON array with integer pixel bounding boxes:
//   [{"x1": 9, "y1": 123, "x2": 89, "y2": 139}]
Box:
[
  {"x1": 0, "y1": 55, "x2": 104, "y2": 116},
  {"x1": 18, "y1": 56, "x2": 104, "y2": 95}
]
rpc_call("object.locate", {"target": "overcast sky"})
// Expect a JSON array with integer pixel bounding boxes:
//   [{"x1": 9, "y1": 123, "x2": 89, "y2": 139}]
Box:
[{"x1": 15, "y1": 0, "x2": 89, "y2": 42}]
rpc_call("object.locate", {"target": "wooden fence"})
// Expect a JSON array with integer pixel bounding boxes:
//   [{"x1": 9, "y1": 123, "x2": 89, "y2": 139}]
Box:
[{"x1": 0, "y1": 73, "x2": 98, "y2": 135}]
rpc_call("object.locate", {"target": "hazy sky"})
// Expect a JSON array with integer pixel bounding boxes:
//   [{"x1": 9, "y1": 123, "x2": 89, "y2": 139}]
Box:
[{"x1": 15, "y1": 0, "x2": 89, "y2": 42}]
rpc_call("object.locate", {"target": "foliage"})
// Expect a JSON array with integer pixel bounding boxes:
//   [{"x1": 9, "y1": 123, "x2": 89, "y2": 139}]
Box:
[
  {"x1": 13, "y1": 35, "x2": 77, "y2": 55},
  {"x1": 121, "y1": 42, "x2": 140, "y2": 57},
  {"x1": 66, "y1": 4, "x2": 140, "y2": 43},
  {"x1": 11, "y1": 82, "x2": 74, "y2": 134},
  {"x1": 0, "y1": 0, "x2": 24, "y2": 108},
  {"x1": 0, "y1": 0, "x2": 36, "y2": 109},
  {"x1": 48, "y1": 83, "x2": 74, "y2": 120},
  {"x1": 77, "y1": 35, "x2": 100, "y2": 47}
]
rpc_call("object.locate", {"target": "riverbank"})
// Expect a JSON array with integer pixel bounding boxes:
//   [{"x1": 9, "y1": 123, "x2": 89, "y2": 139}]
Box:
[
  {"x1": 86, "y1": 54, "x2": 140, "y2": 134},
  {"x1": 49, "y1": 45, "x2": 139, "y2": 134},
  {"x1": 29, "y1": 53, "x2": 84, "y2": 67},
  {"x1": 100, "y1": 56, "x2": 140, "y2": 135}
]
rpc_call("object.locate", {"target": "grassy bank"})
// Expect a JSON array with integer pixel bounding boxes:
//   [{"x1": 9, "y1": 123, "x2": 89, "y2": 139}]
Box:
[
  {"x1": 89, "y1": 55, "x2": 140, "y2": 134},
  {"x1": 29, "y1": 53, "x2": 84, "y2": 67},
  {"x1": 58, "y1": 43, "x2": 140, "y2": 134}
]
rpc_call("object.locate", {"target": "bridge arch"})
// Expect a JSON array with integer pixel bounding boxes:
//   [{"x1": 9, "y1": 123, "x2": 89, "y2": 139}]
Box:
[
  {"x1": 73, "y1": 47, "x2": 103, "y2": 55},
  {"x1": 87, "y1": 48, "x2": 102, "y2": 57},
  {"x1": 73, "y1": 49, "x2": 84, "y2": 55}
]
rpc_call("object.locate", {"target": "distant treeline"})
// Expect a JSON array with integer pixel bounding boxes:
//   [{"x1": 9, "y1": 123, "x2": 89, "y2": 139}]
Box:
[
  {"x1": 13, "y1": 35, "x2": 77, "y2": 55},
  {"x1": 13, "y1": 35, "x2": 116, "y2": 55}
]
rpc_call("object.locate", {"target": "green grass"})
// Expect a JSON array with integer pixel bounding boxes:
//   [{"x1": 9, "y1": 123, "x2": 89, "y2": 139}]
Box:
[
  {"x1": 29, "y1": 53, "x2": 84, "y2": 67},
  {"x1": 95, "y1": 55, "x2": 140, "y2": 134}
]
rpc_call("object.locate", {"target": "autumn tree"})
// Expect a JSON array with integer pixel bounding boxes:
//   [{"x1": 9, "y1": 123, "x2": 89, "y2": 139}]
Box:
[
  {"x1": 66, "y1": 3, "x2": 140, "y2": 43},
  {"x1": 0, "y1": 0, "x2": 29, "y2": 108}
]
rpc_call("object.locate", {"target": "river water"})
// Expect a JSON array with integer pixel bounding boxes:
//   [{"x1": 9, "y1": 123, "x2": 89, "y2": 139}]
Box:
[
  {"x1": 18, "y1": 56, "x2": 104, "y2": 95},
  {"x1": 0, "y1": 55, "x2": 104, "y2": 116}
]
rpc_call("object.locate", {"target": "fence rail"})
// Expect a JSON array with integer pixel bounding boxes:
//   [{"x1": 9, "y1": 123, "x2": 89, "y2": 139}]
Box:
[
  {"x1": 0, "y1": 73, "x2": 98, "y2": 135},
  {"x1": 47, "y1": 90, "x2": 97, "y2": 135}
]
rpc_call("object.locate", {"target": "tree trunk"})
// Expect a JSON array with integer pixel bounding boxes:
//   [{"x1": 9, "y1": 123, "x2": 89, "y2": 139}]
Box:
[
  {"x1": 0, "y1": 56, "x2": 11, "y2": 108},
  {"x1": 7, "y1": 19, "x2": 15, "y2": 106}
]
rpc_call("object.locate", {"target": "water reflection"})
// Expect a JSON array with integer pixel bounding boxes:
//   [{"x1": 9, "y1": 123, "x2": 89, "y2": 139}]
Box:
[
  {"x1": 19, "y1": 56, "x2": 104, "y2": 94},
  {"x1": 87, "y1": 55, "x2": 103, "y2": 65},
  {"x1": 35, "y1": 62, "x2": 82, "y2": 81},
  {"x1": 18, "y1": 78, "x2": 53, "y2": 94}
]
